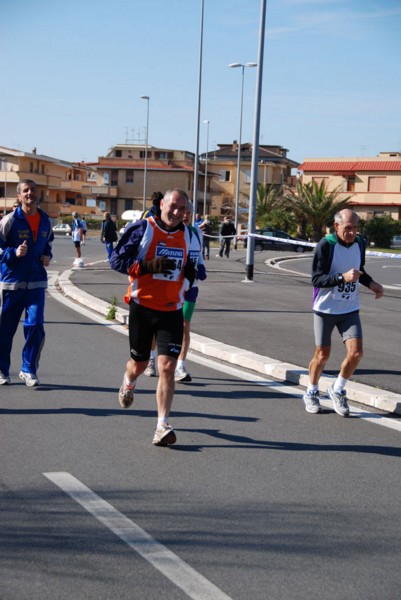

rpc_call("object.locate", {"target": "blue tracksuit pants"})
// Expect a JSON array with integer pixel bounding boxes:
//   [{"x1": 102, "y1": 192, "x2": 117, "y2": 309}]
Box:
[{"x1": 0, "y1": 287, "x2": 45, "y2": 376}]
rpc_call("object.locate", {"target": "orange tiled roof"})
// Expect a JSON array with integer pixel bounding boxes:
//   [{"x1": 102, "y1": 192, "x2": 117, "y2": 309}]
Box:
[
  {"x1": 299, "y1": 161, "x2": 401, "y2": 172},
  {"x1": 93, "y1": 158, "x2": 194, "y2": 171}
]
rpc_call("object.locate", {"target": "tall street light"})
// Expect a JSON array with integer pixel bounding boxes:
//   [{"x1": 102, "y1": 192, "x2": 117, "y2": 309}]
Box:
[
  {"x1": 203, "y1": 119, "x2": 209, "y2": 216},
  {"x1": 140, "y1": 95, "x2": 150, "y2": 212},
  {"x1": 0, "y1": 157, "x2": 7, "y2": 214},
  {"x1": 229, "y1": 62, "x2": 257, "y2": 247},
  {"x1": 193, "y1": 0, "x2": 205, "y2": 222},
  {"x1": 245, "y1": 0, "x2": 267, "y2": 282}
]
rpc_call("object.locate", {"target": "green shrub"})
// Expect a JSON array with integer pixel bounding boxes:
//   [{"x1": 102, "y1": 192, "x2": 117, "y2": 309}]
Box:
[{"x1": 365, "y1": 216, "x2": 399, "y2": 248}]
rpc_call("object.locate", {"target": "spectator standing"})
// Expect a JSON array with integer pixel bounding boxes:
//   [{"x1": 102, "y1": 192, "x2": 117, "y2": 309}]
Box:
[
  {"x1": 194, "y1": 213, "x2": 204, "y2": 228},
  {"x1": 101, "y1": 212, "x2": 118, "y2": 260},
  {"x1": 0, "y1": 179, "x2": 53, "y2": 387},
  {"x1": 199, "y1": 214, "x2": 211, "y2": 259},
  {"x1": 141, "y1": 191, "x2": 163, "y2": 219},
  {"x1": 71, "y1": 211, "x2": 83, "y2": 264},
  {"x1": 217, "y1": 215, "x2": 236, "y2": 258},
  {"x1": 81, "y1": 218, "x2": 87, "y2": 244},
  {"x1": 110, "y1": 188, "x2": 196, "y2": 446},
  {"x1": 303, "y1": 209, "x2": 384, "y2": 417}
]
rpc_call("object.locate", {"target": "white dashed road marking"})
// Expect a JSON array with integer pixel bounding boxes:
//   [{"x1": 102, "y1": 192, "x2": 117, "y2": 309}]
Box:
[{"x1": 44, "y1": 472, "x2": 233, "y2": 600}]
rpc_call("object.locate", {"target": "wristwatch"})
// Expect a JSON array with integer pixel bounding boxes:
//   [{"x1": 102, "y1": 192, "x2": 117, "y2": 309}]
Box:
[{"x1": 336, "y1": 273, "x2": 344, "y2": 284}]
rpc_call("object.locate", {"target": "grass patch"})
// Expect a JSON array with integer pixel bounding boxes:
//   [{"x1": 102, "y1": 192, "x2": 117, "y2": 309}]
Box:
[{"x1": 106, "y1": 293, "x2": 118, "y2": 320}]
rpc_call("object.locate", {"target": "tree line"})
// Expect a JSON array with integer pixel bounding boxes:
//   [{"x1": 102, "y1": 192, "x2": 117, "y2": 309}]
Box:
[{"x1": 254, "y1": 180, "x2": 401, "y2": 247}]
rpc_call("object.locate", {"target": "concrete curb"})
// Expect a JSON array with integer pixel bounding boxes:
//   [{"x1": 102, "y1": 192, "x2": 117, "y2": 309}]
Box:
[{"x1": 57, "y1": 269, "x2": 401, "y2": 415}]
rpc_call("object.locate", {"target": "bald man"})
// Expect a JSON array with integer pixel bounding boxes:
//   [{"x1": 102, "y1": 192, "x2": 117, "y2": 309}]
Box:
[{"x1": 303, "y1": 209, "x2": 383, "y2": 417}]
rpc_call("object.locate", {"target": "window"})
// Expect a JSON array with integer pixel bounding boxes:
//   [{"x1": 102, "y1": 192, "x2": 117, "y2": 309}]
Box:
[
  {"x1": 30, "y1": 162, "x2": 34, "y2": 173},
  {"x1": 41, "y1": 165, "x2": 45, "y2": 175},
  {"x1": 115, "y1": 150, "x2": 122, "y2": 157},
  {"x1": 125, "y1": 169, "x2": 134, "y2": 183},
  {"x1": 368, "y1": 177, "x2": 386, "y2": 192},
  {"x1": 347, "y1": 176, "x2": 355, "y2": 192},
  {"x1": 140, "y1": 150, "x2": 152, "y2": 158},
  {"x1": 219, "y1": 170, "x2": 231, "y2": 182},
  {"x1": 111, "y1": 172, "x2": 118, "y2": 187},
  {"x1": 124, "y1": 199, "x2": 133, "y2": 211}
]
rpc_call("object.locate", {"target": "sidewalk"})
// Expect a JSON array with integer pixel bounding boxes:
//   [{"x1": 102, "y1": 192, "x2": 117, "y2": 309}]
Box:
[{"x1": 56, "y1": 265, "x2": 401, "y2": 416}]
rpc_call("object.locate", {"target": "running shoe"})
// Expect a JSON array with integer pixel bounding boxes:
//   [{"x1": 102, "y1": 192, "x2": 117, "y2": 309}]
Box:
[
  {"x1": 152, "y1": 423, "x2": 177, "y2": 446},
  {"x1": 0, "y1": 371, "x2": 11, "y2": 385},
  {"x1": 118, "y1": 376, "x2": 135, "y2": 408},
  {"x1": 175, "y1": 365, "x2": 192, "y2": 383},
  {"x1": 144, "y1": 358, "x2": 157, "y2": 377},
  {"x1": 303, "y1": 390, "x2": 321, "y2": 414},
  {"x1": 327, "y1": 385, "x2": 350, "y2": 417},
  {"x1": 19, "y1": 371, "x2": 40, "y2": 387}
]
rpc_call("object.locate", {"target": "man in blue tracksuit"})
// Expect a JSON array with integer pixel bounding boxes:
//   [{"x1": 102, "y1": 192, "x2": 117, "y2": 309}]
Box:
[{"x1": 0, "y1": 179, "x2": 53, "y2": 387}]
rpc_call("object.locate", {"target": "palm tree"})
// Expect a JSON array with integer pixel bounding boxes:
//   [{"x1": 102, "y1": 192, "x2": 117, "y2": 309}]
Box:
[
  {"x1": 255, "y1": 183, "x2": 284, "y2": 225},
  {"x1": 285, "y1": 180, "x2": 351, "y2": 241}
]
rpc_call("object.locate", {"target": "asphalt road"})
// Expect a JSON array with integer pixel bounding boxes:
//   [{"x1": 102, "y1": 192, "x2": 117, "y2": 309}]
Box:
[
  {"x1": 1, "y1": 236, "x2": 401, "y2": 599},
  {"x1": 1, "y1": 269, "x2": 401, "y2": 600},
  {"x1": 66, "y1": 237, "x2": 401, "y2": 395}
]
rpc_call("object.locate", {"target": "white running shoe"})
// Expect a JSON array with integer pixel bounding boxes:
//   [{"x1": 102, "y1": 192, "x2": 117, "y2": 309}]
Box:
[
  {"x1": 144, "y1": 358, "x2": 157, "y2": 377},
  {"x1": 303, "y1": 390, "x2": 321, "y2": 414},
  {"x1": 118, "y1": 377, "x2": 135, "y2": 408},
  {"x1": 152, "y1": 423, "x2": 177, "y2": 446},
  {"x1": 175, "y1": 365, "x2": 192, "y2": 383},
  {"x1": 0, "y1": 371, "x2": 11, "y2": 385},
  {"x1": 327, "y1": 385, "x2": 350, "y2": 417},
  {"x1": 19, "y1": 371, "x2": 40, "y2": 387}
]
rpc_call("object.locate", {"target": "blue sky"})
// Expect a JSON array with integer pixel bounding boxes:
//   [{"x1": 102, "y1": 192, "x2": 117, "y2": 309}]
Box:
[{"x1": 2, "y1": 0, "x2": 401, "y2": 165}]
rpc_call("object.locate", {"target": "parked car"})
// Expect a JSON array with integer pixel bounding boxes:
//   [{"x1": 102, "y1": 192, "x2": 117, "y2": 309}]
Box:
[
  {"x1": 52, "y1": 223, "x2": 71, "y2": 236},
  {"x1": 244, "y1": 228, "x2": 312, "y2": 253},
  {"x1": 391, "y1": 235, "x2": 401, "y2": 249}
]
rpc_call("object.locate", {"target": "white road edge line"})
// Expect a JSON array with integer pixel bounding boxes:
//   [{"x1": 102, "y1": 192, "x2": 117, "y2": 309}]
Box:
[
  {"x1": 43, "y1": 472, "x2": 232, "y2": 600},
  {"x1": 193, "y1": 354, "x2": 401, "y2": 433},
  {"x1": 47, "y1": 272, "x2": 401, "y2": 434}
]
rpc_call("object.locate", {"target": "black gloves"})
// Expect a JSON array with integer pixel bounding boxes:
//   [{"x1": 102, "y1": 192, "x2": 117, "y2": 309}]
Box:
[
  {"x1": 184, "y1": 259, "x2": 197, "y2": 287},
  {"x1": 140, "y1": 257, "x2": 176, "y2": 275}
]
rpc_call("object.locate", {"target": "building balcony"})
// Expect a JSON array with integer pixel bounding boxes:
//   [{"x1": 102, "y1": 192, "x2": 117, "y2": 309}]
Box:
[
  {"x1": 60, "y1": 180, "x2": 86, "y2": 192},
  {"x1": 81, "y1": 185, "x2": 118, "y2": 197}
]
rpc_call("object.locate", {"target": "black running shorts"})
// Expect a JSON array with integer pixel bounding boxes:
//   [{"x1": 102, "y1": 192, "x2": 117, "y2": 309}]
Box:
[{"x1": 128, "y1": 302, "x2": 183, "y2": 362}]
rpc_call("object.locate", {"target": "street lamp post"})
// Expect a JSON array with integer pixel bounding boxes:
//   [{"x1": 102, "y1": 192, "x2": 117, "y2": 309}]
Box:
[
  {"x1": 228, "y1": 62, "x2": 257, "y2": 247},
  {"x1": 140, "y1": 95, "x2": 150, "y2": 213},
  {"x1": 245, "y1": 0, "x2": 267, "y2": 282},
  {"x1": 193, "y1": 0, "x2": 205, "y2": 222},
  {"x1": 0, "y1": 158, "x2": 7, "y2": 215},
  {"x1": 203, "y1": 119, "x2": 209, "y2": 216}
]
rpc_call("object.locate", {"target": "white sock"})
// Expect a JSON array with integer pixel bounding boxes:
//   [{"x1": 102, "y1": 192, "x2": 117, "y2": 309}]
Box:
[
  {"x1": 150, "y1": 350, "x2": 155, "y2": 360},
  {"x1": 308, "y1": 383, "x2": 319, "y2": 393},
  {"x1": 334, "y1": 375, "x2": 347, "y2": 393},
  {"x1": 125, "y1": 376, "x2": 136, "y2": 388},
  {"x1": 157, "y1": 416, "x2": 168, "y2": 428},
  {"x1": 177, "y1": 359, "x2": 185, "y2": 369}
]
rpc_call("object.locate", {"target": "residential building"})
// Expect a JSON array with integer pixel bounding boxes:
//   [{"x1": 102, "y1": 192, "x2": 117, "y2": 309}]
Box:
[
  {"x1": 200, "y1": 142, "x2": 299, "y2": 222},
  {"x1": 0, "y1": 146, "x2": 99, "y2": 219},
  {"x1": 298, "y1": 152, "x2": 401, "y2": 220},
  {"x1": 85, "y1": 144, "x2": 207, "y2": 217}
]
